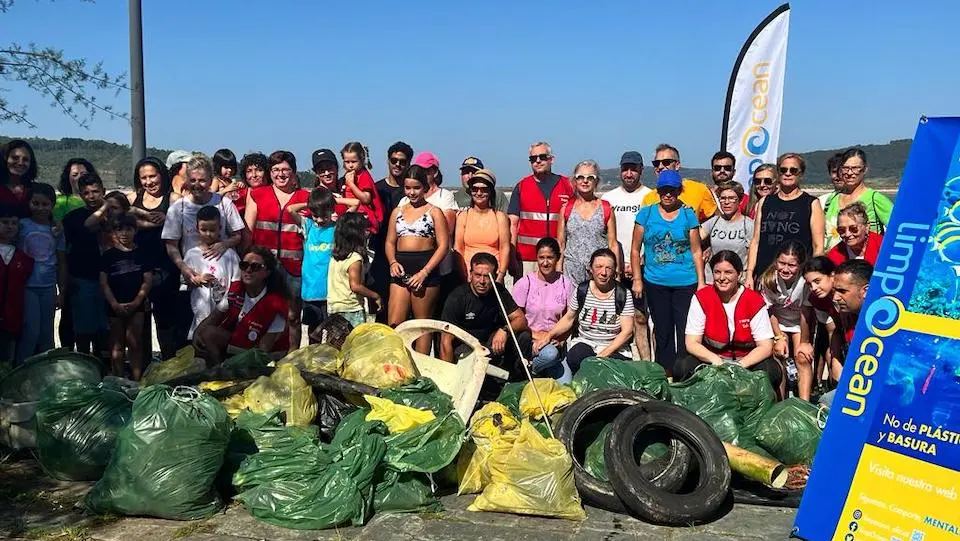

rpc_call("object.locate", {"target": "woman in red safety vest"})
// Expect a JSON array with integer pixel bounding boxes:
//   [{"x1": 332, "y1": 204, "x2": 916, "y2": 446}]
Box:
[
  {"x1": 193, "y1": 247, "x2": 290, "y2": 364},
  {"x1": 244, "y1": 150, "x2": 310, "y2": 351},
  {"x1": 674, "y1": 250, "x2": 785, "y2": 398}
]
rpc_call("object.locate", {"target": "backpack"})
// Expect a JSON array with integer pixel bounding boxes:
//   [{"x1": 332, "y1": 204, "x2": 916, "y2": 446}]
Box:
[
  {"x1": 563, "y1": 199, "x2": 613, "y2": 226},
  {"x1": 574, "y1": 280, "x2": 629, "y2": 335}
]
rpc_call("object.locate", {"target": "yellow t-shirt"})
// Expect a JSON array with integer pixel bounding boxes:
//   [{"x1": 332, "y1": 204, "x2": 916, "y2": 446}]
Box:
[
  {"x1": 641, "y1": 178, "x2": 717, "y2": 222},
  {"x1": 327, "y1": 252, "x2": 364, "y2": 314}
]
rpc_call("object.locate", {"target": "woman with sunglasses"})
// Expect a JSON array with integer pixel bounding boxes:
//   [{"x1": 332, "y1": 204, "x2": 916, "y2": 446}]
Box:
[
  {"x1": 557, "y1": 160, "x2": 618, "y2": 287},
  {"x1": 700, "y1": 180, "x2": 753, "y2": 285},
  {"x1": 631, "y1": 170, "x2": 705, "y2": 371},
  {"x1": 746, "y1": 163, "x2": 777, "y2": 219},
  {"x1": 822, "y1": 148, "x2": 893, "y2": 250},
  {"x1": 827, "y1": 202, "x2": 882, "y2": 266},
  {"x1": 455, "y1": 169, "x2": 510, "y2": 281},
  {"x1": 193, "y1": 247, "x2": 291, "y2": 364},
  {"x1": 746, "y1": 153, "x2": 825, "y2": 290}
]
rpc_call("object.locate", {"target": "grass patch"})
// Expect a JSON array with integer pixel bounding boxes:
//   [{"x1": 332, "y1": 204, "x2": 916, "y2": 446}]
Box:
[
  {"x1": 22, "y1": 526, "x2": 90, "y2": 540},
  {"x1": 171, "y1": 520, "x2": 214, "y2": 539}
]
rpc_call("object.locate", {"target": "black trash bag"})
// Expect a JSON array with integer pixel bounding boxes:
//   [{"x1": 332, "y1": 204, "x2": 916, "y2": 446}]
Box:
[{"x1": 317, "y1": 392, "x2": 358, "y2": 443}]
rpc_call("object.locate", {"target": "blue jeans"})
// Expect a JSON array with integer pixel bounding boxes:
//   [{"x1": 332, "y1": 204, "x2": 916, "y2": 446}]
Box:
[
  {"x1": 531, "y1": 344, "x2": 573, "y2": 384},
  {"x1": 17, "y1": 285, "x2": 56, "y2": 363}
]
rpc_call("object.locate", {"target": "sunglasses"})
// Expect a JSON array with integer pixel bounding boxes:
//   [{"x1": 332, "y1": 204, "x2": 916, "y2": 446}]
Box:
[
  {"x1": 837, "y1": 225, "x2": 862, "y2": 235},
  {"x1": 574, "y1": 174, "x2": 598, "y2": 183},
  {"x1": 528, "y1": 153, "x2": 551, "y2": 163},
  {"x1": 389, "y1": 157, "x2": 408, "y2": 166},
  {"x1": 754, "y1": 176, "x2": 776, "y2": 186},
  {"x1": 239, "y1": 261, "x2": 266, "y2": 273},
  {"x1": 652, "y1": 159, "x2": 678, "y2": 168},
  {"x1": 469, "y1": 185, "x2": 491, "y2": 193},
  {"x1": 657, "y1": 187, "x2": 680, "y2": 196},
  {"x1": 779, "y1": 166, "x2": 801, "y2": 175},
  {"x1": 712, "y1": 164, "x2": 733, "y2": 172}
]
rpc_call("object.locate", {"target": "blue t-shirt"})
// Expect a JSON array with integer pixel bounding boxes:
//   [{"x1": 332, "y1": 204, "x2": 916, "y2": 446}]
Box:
[
  {"x1": 635, "y1": 204, "x2": 699, "y2": 287},
  {"x1": 19, "y1": 218, "x2": 66, "y2": 288},
  {"x1": 301, "y1": 219, "x2": 335, "y2": 301}
]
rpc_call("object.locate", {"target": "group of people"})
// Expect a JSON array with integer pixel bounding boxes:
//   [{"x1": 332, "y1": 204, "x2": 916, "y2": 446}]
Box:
[{"x1": 0, "y1": 137, "x2": 889, "y2": 406}]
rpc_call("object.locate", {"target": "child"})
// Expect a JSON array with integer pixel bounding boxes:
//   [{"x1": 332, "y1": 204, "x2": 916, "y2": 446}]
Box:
[
  {"x1": 287, "y1": 187, "x2": 336, "y2": 341},
  {"x1": 797, "y1": 256, "x2": 839, "y2": 397},
  {"x1": 0, "y1": 205, "x2": 33, "y2": 366},
  {"x1": 759, "y1": 240, "x2": 809, "y2": 392},
  {"x1": 327, "y1": 213, "x2": 380, "y2": 327},
  {"x1": 99, "y1": 213, "x2": 153, "y2": 379},
  {"x1": 85, "y1": 190, "x2": 132, "y2": 251},
  {"x1": 212, "y1": 148, "x2": 238, "y2": 194},
  {"x1": 340, "y1": 142, "x2": 384, "y2": 234},
  {"x1": 182, "y1": 206, "x2": 240, "y2": 340},
  {"x1": 63, "y1": 172, "x2": 109, "y2": 356},
  {"x1": 17, "y1": 183, "x2": 66, "y2": 362}
]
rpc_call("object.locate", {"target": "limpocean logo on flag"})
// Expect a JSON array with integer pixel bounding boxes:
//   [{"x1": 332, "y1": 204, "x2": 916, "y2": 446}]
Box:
[{"x1": 740, "y1": 62, "x2": 773, "y2": 167}]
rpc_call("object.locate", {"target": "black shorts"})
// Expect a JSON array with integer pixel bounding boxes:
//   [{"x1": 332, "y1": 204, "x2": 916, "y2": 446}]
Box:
[
  {"x1": 106, "y1": 300, "x2": 146, "y2": 318},
  {"x1": 393, "y1": 250, "x2": 442, "y2": 287},
  {"x1": 302, "y1": 300, "x2": 328, "y2": 329}
]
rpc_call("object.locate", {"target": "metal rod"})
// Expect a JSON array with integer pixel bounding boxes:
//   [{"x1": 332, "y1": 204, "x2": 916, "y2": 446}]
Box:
[
  {"x1": 487, "y1": 272, "x2": 555, "y2": 438},
  {"x1": 129, "y1": 0, "x2": 146, "y2": 169}
]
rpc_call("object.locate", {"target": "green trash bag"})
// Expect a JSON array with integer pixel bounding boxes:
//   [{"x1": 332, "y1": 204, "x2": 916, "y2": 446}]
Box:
[
  {"x1": 215, "y1": 410, "x2": 293, "y2": 498},
  {"x1": 571, "y1": 357, "x2": 671, "y2": 399},
  {"x1": 755, "y1": 398, "x2": 827, "y2": 465},
  {"x1": 233, "y1": 409, "x2": 387, "y2": 530},
  {"x1": 373, "y1": 470, "x2": 442, "y2": 513},
  {"x1": 583, "y1": 424, "x2": 670, "y2": 483},
  {"x1": 670, "y1": 366, "x2": 744, "y2": 444},
  {"x1": 383, "y1": 411, "x2": 466, "y2": 473},
  {"x1": 380, "y1": 377, "x2": 454, "y2": 416},
  {"x1": 35, "y1": 379, "x2": 133, "y2": 481},
  {"x1": 84, "y1": 386, "x2": 231, "y2": 520},
  {"x1": 715, "y1": 363, "x2": 776, "y2": 443},
  {"x1": 496, "y1": 382, "x2": 526, "y2": 418},
  {"x1": 0, "y1": 350, "x2": 101, "y2": 403}
]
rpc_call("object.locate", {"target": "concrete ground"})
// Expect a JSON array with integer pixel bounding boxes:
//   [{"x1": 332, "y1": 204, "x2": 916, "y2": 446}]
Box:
[{"x1": 1, "y1": 457, "x2": 798, "y2": 541}]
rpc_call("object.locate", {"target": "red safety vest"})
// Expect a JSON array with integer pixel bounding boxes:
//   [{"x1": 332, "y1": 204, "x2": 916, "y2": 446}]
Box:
[
  {"x1": 696, "y1": 285, "x2": 766, "y2": 360},
  {"x1": 515, "y1": 174, "x2": 574, "y2": 261},
  {"x1": 221, "y1": 282, "x2": 289, "y2": 354},
  {"x1": 827, "y1": 231, "x2": 883, "y2": 266},
  {"x1": 0, "y1": 249, "x2": 33, "y2": 335},
  {"x1": 250, "y1": 186, "x2": 310, "y2": 275}
]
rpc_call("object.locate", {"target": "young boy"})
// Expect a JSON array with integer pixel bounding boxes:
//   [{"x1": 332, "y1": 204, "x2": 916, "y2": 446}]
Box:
[
  {"x1": 63, "y1": 172, "x2": 109, "y2": 356},
  {"x1": 99, "y1": 213, "x2": 153, "y2": 380},
  {"x1": 0, "y1": 205, "x2": 33, "y2": 366},
  {"x1": 182, "y1": 206, "x2": 240, "y2": 339},
  {"x1": 286, "y1": 188, "x2": 335, "y2": 342}
]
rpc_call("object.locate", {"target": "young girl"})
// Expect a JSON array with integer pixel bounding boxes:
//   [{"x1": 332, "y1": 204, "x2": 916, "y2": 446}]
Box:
[
  {"x1": 327, "y1": 213, "x2": 380, "y2": 328},
  {"x1": 85, "y1": 190, "x2": 132, "y2": 251},
  {"x1": 211, "y1": 148, "x2": 238, "y2": 194},
  {"x1": 16, "y1": 183, "x2": 65, "y2": 362},
  {"x1": 759, "y1": 241, "x2": 809, "y2": 392},
  {"x1": 340, "y1": 142, "x2": 384, "y2": 234},
  {"x1": 286, "y1": 187, "x2": 336, "y2": 340},
  {"x1": 99, "y1": 213, "x2": 152, "y2": 379}
]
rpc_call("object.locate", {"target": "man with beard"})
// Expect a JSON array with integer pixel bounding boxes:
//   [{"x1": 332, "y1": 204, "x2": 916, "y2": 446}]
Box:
[
  {"x1": 601, "y1": 151, "x2": 652, "y2": 359},
  {"x1": 709, "y1": 151, "x2": 749, "y2": 214},
  {"x1": 440, "y1": 252, "x2": 532, "y2": 381},
  {"x1": 372, "y1": 141, "x2": 414, "y2": 321},
  {"x1": 820, "y1": 259, "x2": 873, "y2": 407}
]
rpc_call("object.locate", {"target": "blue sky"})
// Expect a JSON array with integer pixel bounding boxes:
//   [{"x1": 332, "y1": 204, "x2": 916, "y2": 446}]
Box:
[{"x1": 1, "y1": 0, "x2": 957, "y2": 183}]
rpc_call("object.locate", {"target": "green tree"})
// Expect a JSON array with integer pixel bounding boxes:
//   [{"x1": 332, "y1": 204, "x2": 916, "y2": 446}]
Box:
[{"x1": 0, "y1": 0, "x2": 127, "y2": 128}]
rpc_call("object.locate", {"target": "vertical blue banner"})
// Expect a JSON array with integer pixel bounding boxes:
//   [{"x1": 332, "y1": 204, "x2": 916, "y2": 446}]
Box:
[{"x1": 795, "y1": 116, "x2": 960, "y2": 540}]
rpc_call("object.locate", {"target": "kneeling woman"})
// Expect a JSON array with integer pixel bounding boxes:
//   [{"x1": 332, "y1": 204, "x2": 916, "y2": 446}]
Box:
[
  {"x1": 675, "y1": 250, "x2": 783, "y2": 396},
  {"x1": 194, "y1": 247, "x2": 290, "y2": 363}
]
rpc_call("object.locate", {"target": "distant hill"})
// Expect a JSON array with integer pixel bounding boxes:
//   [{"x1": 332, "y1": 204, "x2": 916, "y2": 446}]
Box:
[
  {"x1": 1, "y1": 134, "x2": 909, "y2": 189},
  {"x1": 598, "y1": 138, "x2": 911, "y2": 189}
]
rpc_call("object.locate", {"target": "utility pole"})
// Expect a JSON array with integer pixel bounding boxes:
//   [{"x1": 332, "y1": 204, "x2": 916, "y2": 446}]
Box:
[{"x1": 129, "y1": 0, "x2": 146, "y2": 170}]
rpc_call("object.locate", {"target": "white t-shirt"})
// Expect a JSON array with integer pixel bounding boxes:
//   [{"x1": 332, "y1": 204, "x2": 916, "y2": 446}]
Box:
[
  {"x1": 217, "y1": 287, "x2": 285, "y2": 333},
  {"x1": 161, "y1": 193, "x2": 245, "y2": 256},
  {"x1": 685, "y1": 287, "x2": 775, "y2": 358},
  {"x1": 568, "y1": 285, "x2": 635, "y2": 356},
  {"x1": 0, "y1": 244, "x2": 15, "y2": 265},
  {"x1": 760, "y1": 276, "x2": 807, "y2": 333},
  {"x1": 399, "y1": 187, "x2": 458, "y2": 211},
  {"x1": 184, "y1": 247, "x2": 241, "y2": 339},
  {"x1": 602, "y1": 185, "x2": 652, "y2": 262}
]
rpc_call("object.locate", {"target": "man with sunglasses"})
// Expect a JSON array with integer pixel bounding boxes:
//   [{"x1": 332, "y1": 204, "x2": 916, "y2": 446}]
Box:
[
  {"x1": 709, "y1": 151, "x2": 750, "y2": 215},
  {"x1": 641, "y1": 144, "x2": 717, "y2": 222},
  {"x1": 602, "y1": 150, "x2": 652, "y2": 359},
  {"x1": 507, "y1": 141, "x2": 574, "y2": 277},
  {"x1": 455, "y1": 156, "x2": 504, "y2": 212},
  {"x1": 372, "y1": 141, "x2": 414, "y2": 322}
]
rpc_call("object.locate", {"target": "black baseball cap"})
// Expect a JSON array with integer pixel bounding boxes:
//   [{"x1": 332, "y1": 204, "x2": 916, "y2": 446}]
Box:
[
  {"x1": 460, "y1": 156, "x2": 484, "y2": 172},
  {"x1": 620, "y1": 151, "x2": 644, "y2": 167},
  {"x1": 311, "y1": 149, "x2": 338, "y2": 170}
]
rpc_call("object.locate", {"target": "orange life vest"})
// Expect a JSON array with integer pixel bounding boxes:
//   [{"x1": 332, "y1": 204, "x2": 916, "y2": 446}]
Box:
[
  {"x1": 696, "y1": 285, "x2": 766, "y2": 360},
  {"x1": 515, "y1": 174, "x2": 573, "y2": 261}
]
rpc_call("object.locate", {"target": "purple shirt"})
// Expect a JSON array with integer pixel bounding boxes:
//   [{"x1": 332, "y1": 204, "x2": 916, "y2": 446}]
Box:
[{"x1": 512, "y1": 272, "x2": 573, "y2": 332}]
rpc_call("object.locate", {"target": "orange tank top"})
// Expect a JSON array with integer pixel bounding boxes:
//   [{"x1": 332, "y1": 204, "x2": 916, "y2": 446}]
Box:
[{"x1": 460, "y1": 208, "x2": 501, "y2": 271}]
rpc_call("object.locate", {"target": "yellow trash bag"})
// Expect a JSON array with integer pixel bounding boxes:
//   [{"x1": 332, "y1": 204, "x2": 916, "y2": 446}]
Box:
[
  {"x1": 340, "y1": 323, "x2": 418, "y2": 388},
  {"x1": 140, "y1": 346, "x2": 204, "y2": 387},
  {"x1": 277, "y1": 343, "x2": 342, "y2": 375},
  {"x1": 365, "y1": 395, "x2": 436, "y2": 433},
  {"x1": 468, "y1": 420, "x2": 586, "y2": 520},
  {"x1": 197, "y1": 381, "x2": 236, "y2": 392},
  {"x1": 221, "y1": 363, "x2": 318, "y2": 426},
  {"x1": 519, "y1": 378, "x2": 576, "y2": 420},
  {"x1": 457, "y1": 402, "x2": 519, "y2": 495}
]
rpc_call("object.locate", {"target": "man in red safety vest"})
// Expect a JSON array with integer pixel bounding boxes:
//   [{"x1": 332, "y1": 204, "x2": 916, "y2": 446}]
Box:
[
  {"x1": 244, "y1": 150, "x2": 310, "y2": 351},
  {"x1": 507, "y1": 141, "x2": 574, "y2": 278}
]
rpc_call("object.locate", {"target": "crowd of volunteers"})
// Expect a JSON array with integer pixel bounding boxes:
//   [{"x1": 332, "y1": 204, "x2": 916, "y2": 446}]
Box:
[{"x1": 0, "y1": 137, "x2": 890, "y2": 405}]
